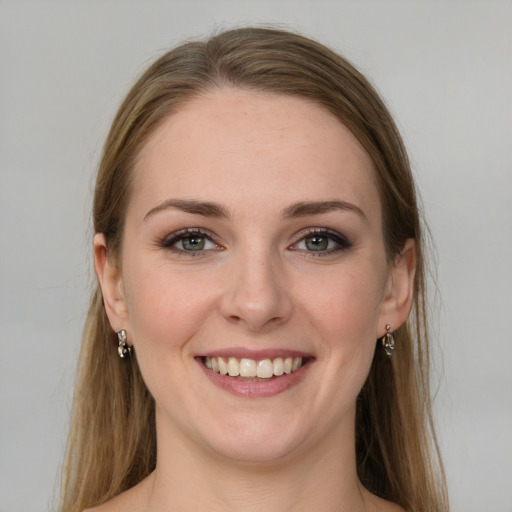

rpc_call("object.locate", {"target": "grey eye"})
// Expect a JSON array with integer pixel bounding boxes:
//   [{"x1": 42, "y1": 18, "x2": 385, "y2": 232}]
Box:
[
  {"x1": 304, "y1": 235, "x2": 330, "y2": 251},
  {"x1": 292, "y1": 229, "x2": 350, "y2": 254},
  {"x1": 181, "y1": 236, "x2": 207, "y2": 251},
  {"x1": 162, "y1": 229, "x2": 221, "y2": 254}
]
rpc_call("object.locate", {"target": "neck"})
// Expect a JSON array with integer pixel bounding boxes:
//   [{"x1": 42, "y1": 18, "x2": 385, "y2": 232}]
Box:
[{"x1": 144, "y1": 408, "x2": 373, "y2": 512}]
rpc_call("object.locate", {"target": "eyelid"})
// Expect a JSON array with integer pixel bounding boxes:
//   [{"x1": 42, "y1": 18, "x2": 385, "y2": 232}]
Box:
[
  {"x1": 289, "y1": 227, "x2": 352, "y2": 253},
  {"x1": 160, "y1": 228, "x2": 223, "y2": 252},
  {"x1": 159, "y1": 226, "x2": 351, "y2": 256}
]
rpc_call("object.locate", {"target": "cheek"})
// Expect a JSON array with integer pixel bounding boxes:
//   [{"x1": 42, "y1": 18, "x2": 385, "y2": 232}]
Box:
[
  {"x1": 121, "y1": 261, "x2": 220, "y2": 410},
  {"x1": 123, "y1": 260, "x2": 214, "y2": 356},
  {"x1": 290, "y1": 262, "x2": 387, "y2": 428},
  {"x1": 300, "y1": 263, "x2": 386, "y2": 345}
]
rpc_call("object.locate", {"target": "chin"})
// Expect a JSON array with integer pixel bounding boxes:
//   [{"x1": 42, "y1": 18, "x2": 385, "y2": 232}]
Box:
[
  {"x1": 210, "y1": 435, "x2": 301, "y2": 465},
  {"x1": 197, "y1": 413, "x2": 314, "y2": 465}
]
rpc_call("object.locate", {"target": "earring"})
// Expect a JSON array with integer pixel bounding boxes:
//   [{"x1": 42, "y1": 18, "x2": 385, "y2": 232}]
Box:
[
  {"x1": 381, "y1": 324, "x2": 395, "y2": 356},
  {"x1": 117, "y1": 329, "x2": 131, "y2": 359}
]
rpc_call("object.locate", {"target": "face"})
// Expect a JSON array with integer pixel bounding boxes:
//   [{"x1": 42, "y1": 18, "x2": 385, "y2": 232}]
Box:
[{"x1": 96, "y1": 89, "x2": 414, "y2": 464}]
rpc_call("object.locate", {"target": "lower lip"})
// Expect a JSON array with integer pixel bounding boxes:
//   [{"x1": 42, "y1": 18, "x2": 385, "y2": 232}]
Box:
[{"x1": 197, "y1": 358, "x2": 313, "y2": 398}]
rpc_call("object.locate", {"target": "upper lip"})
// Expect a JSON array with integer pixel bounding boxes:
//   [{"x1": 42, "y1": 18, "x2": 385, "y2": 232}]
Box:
[{"x1": 196, "y1": 348, "x2": 314, "y2": 360}]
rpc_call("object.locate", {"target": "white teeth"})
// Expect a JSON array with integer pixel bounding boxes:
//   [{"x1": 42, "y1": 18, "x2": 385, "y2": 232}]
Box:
[
  {"x1": 240, "y1": 358, "x2": 257, "y2": 377},
  {"x1": 227, "y1": 357, "x2": 239, "y2": 376},
  {"x1": 218, "y1": 357, "x2": 228, "y2": 375},
  {"x1": 256, "y1": 359, "x2": 273, "y2": 378},
  {"x1": 204, "y1": 356, "x2": 305, "y2": 379},
  {"x1": 273, "y1": 357, "x2": 284, "y2": 376}
]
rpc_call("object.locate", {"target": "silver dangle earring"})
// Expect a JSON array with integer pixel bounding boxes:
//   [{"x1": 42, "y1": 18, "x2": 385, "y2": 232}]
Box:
[
  {"x1": 117, "y1": 329, "x2": 131, "y2": 359},
  {"x1": 381, "y1": 324, "x2": 395, "y2": 356}
]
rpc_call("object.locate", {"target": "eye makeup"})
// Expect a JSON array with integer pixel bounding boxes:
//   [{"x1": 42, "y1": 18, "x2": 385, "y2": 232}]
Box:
[
  {"x1": 289, "y1": 227, "x2": 353, "y2": 257},
  {"x1": 159, "y1": 227, "x2": 223, "y2": 256},
  {"x1": 158, "y1": 225, "x2": 352, "y2": 259}
]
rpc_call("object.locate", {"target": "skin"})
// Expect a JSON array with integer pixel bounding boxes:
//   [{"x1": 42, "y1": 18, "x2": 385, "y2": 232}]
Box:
[{"x1": 93, "y1": 89, "x2": 414, "y2": 512}]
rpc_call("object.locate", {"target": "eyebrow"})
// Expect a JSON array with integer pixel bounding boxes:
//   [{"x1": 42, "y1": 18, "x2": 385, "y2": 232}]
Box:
[
  {"x1": 282, "y1": 200, "x2": 367, "y2": 222},
  {"x1": 143, "y1": 198, "x2": 367, "y2": 223},
  {"x1": 144, "y1": 199, "x2": 230, "y2": 221}
]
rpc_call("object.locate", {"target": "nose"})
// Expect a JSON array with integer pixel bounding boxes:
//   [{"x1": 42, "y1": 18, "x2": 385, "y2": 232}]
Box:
[{"x1": 219, "y1": 248, "x2": 293, "y2": 332}]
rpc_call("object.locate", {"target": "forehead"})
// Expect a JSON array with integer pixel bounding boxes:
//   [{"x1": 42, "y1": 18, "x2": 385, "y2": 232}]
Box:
[{"x1": 131, "y1": 88, "x2": 379, "y2": 219}]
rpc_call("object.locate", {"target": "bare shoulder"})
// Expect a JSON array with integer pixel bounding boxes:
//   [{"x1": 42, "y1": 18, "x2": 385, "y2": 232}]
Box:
[
  {"x1": 381, "y1": 501, "x2": 406, "y2": 512},
  {"x1": 373, "y1": 496, "x2": 405, "y2": 512},
  {"x1": 82, "y1": 492, "x2": 134, "y2": 512},
  {"x1": 83, "y1": 474, "x2": 153, "y2": 512},
  {"x1": 363, "y1": 488, "x2": 406, "y2": 512}
]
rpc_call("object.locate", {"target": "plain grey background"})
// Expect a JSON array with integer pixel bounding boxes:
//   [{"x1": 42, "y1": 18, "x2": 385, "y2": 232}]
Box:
[{"x1": 1, "y1": 1, "x2": 511, "y2": 511}]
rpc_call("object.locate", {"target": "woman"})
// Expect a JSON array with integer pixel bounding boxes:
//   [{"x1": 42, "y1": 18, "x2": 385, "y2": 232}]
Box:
[{"x1": 60, "y1": 27, "x2": 448, "y2": 512}]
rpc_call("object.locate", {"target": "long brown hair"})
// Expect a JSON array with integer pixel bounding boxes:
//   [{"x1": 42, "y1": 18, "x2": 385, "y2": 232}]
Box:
[{"x1": 60, "y1": 27, "x2": 448, "y2": 512}]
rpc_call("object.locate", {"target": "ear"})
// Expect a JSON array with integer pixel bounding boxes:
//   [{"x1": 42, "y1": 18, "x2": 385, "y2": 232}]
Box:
[
  {"x1": 93, "y1": 233, "x2": 130, "y2": 333},
  {"x1": 377, "y1": 238, "x2": 417, "y2": 337}
]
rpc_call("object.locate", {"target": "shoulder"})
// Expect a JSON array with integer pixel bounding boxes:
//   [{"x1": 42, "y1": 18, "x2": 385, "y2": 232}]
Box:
[
  {"x1": 83, "y1": 492, "x2": 138, "y2": 512},
  {"x1": 83, "y1": 474, "x2": 153, "y2": 512},
  {"x1": 373, "y1": 497, "x2": 405, "y2": 512},
  {"x1": 362, "y1": 488, "x2": 406, "y2": 512},
  {"x1": 382, "y1": 503, "x2": 406, "y2": 512},
  {"x1": 83, "y1": 496, "x2": 126, "y2": 512}
]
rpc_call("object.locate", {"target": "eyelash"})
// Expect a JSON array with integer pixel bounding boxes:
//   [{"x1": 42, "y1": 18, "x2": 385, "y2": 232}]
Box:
[
  {"x1": 160, "y1": 228, "x2": 222, "y2": 256},
  {"x1": 159, "y1": 227, "x2": 352, "y2": 257},
  {"x1": 290, "y1": 228, "x2": 352, "y2": 256}
]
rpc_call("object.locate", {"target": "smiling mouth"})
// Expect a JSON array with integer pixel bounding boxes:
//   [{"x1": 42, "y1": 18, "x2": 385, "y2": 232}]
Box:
[{"x1": 202, "y1": 356, "x2": 309, "y2": 380}]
